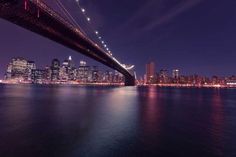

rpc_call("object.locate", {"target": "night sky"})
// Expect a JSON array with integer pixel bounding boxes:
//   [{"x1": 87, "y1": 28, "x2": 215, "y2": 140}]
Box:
[{"x1": 0, "y1": 0, "x2": 236, "y2": 79}]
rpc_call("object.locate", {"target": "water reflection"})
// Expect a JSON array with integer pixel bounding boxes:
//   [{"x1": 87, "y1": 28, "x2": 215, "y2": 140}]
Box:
[
  {"x1": 210, "y1": 90, "x2": 224, "y2": 156},
  {"x1": 0, "y1": 85, "x2": 236, "y2": 157}
]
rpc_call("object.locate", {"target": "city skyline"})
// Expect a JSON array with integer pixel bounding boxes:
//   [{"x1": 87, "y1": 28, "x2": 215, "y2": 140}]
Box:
[
  {"x1": 2, "y1": 55, "x2": 236, "y2": 80},
  {"x1": 1, "y1": 1, "x2": 236, "y2": 157},
  {"x1": 2, "y1": 56, "x2": 236, "y2": 88},
  {"x1": 1, "y1": 0, "x2": 236, "y2": 78},
  {"x1": 3, "y1": 56, "x2": 124, "y2": 84}
]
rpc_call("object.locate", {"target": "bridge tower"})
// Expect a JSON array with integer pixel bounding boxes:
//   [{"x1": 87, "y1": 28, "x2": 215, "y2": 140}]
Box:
[{"x1": 125, "y1": 76, "x2": 135, "y2": 86}]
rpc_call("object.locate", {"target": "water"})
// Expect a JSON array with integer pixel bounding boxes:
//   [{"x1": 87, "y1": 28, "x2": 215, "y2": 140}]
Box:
[{"x1": 0, "y1": 84, "x2": 236, "y2": 157}]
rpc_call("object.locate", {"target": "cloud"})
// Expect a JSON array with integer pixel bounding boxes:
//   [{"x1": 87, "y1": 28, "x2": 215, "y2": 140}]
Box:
[
  {"x1": 115, "y1": 0, "x2": 204, "y2": 38},
  {"x1": 143, "y1": 0, "x2": 204, "y2": 31}
]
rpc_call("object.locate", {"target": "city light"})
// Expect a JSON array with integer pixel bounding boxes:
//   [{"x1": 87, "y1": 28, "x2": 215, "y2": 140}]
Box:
[
  {"x1": 74, "y1": 0, "x2": 115, "y2": 55},
  {"x1": 3, "y1": 57, "x2": 126, "y2": 85}
]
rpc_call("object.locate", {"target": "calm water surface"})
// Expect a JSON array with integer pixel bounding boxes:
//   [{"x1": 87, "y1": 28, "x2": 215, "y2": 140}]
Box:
[{"x1": 0, "y1": 84, "x2": 236, "y2": 157}]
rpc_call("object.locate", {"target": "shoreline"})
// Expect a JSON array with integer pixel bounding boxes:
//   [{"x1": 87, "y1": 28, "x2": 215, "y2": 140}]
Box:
[{"x1": 1, "y1": 82, "x2": 236, "y2": 89}]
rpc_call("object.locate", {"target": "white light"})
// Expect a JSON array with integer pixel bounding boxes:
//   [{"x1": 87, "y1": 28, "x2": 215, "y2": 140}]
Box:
[
  {"x1": 101, "y1": 41, "x2": 104, "y2": 44},
  {"x1": 0, "y1": 80, "x2": 2, "y2": 83},
  {"x1": 95, "y1": 31, "x2": 99, "y2": 35},
  {"x1": 98, "y1": 37, "x2": 102, "y2": 39},
  {"x1": 106, "y1": 48, "x2": 109, "y2": 51},
  {"x1": 104, "y1": 44, "x2": 107, "y2": 48},
  {"x1": 81, "y1": 8, "x2": 85, "y2": 13},
  {"x1": 87, "y1": 17, "x2": 90, "y2": 21}
]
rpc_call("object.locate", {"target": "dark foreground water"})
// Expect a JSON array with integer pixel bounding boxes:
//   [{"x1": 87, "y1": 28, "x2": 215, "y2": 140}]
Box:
[{"x1": 0, "y1": 84, "x2": 236, "y2": 157}]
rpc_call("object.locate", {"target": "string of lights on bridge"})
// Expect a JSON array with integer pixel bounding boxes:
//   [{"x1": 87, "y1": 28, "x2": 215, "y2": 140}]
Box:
[
  {"x1": 74, "y1": 0, "x2": 112, "y2": 56},
  {"x1": 74, "y1": 0, "x2": 134, "y2": 70},
  {"x1": 30, "y1": 0, "x2": 134, "y2": 71}
]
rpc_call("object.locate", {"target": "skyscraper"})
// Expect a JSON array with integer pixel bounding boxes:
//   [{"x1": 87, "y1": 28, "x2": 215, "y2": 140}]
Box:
[
  {"x1": 172, "y1": 69, "x2": 180, "y2": 79},
  {"x1": 146, "y1": 61, "x2": 156, "y2": 84},
  {"x1": 26, "y1": 61, "x2": 36, "y2": 81},
  {"x1": 60, "y1": 59, "x2": 69, "y2": 82},
  {"x1": 159, "y1": 69, "x2": 169, "y2": 84},
  {"x1": 51, "y1": 59, "x2": 60, "y2": 82},
  {"x1": 6, "y1": 57, "x2": 28, "y2": 81},
  {"x1": 78, "y1": 60, "x2": 90, "y2": 83},
  {"x1": 172, "y1": 69, "x2": 180, "y2": 83}
]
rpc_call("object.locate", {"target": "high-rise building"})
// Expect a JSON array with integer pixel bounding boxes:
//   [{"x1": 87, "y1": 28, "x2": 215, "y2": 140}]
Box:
[
  {"x1": 5, "y1": 62, "x2": 13, "y2": 80},
  {"x1": 26, "y1": 61, "x2": 36, "y2": 81},
  {"x1": 91, "y1": 66, "x2": 99, "y2": 83},
  {"x1": 104, "y1": 71, "x2": 113, "y2": 83},
  {"x1": 66, "y1": 56, "x2": 77, "y2": 81},
  {"x1": 6, "y1": 57, "x2": 28, "y2": 81},
  {"x1": 78, "y1": 60, "x2": 90, "y2": 83},
  {"x1": 60, "y1": 59, "x2": 69, "y2": 82},
  {"x1": 159, "y1": 69, "x2": 169, "y2": 84},
  {"x1": 146, "y1": 61, "x2": 156, "y2": 84},
  {"x1": 172, "y1": 69, "x2": 180, "y2": 79},
  {"x1": 32, "y1": 69, "x2": 47, "y2": 84},
  {"x1": 51, "y1": 59, "x2": 60, "y2": 82},
  {"x1": 44, "y1": 66, "x2": 51, "y2": 81}
]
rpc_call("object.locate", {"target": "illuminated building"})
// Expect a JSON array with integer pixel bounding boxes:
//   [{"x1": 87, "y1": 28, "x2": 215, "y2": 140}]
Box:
[
  {"x1": 60, "y1": 59, "x2": 69, "y2": 82},
  {"x1": 159, "y1": 69, "x2": 169, "y2": 84},
  {"x1": 172, "y1": 69, "x2": 180, "y2": 79},
  {"x1": 172, "y1": 69, "x2": 180, "y2": 83},
  {"x1": 104, "y1": 71, "x2": 113, "y2": 83},
  {"x1": 78, "y1": 60, "x2": 90, "y2": 83},
  {"x1": 5, "y1": 62, "x2": 12, "y2": 80},
  {"x1": 67, "y1": 56, "x2": 77, "y2": 81},
  {"x1": 44, "y1": 66, "x2": 51, "y2": 81},
  {"x1": 113, "y1": 71, "x2": 123, "y2": 83},
  {"x1": 32, "y1": 69, "x2": 47, "y2": 84},
  {"x1": 91, "y1": 66, "x2": 99, "y2": 83},
  {"x1": 26, "y1": 61, "x2": 36, "y2": 81},
  {"x1": 5, "y1": 57, "x2": 28, "y2": 81},
  {"x1": 51, "y1": 59, "x2": 60, "y2": 82},
  {"x1": 146, "y1": 61, "x2": 156, "y2": 84}
]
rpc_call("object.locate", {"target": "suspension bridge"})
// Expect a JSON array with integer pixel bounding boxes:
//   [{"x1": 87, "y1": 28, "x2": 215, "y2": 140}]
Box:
[{"x1": 0, "y1": 0, "x2": 135, "y2": 86}]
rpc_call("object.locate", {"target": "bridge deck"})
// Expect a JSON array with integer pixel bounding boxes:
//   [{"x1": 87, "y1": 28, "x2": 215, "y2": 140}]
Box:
[{"x1": 0, "y1": 0, "x2": 135, "y2": 85}]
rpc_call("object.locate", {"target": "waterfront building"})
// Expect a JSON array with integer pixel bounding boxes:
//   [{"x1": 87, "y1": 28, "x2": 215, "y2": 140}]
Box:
[
  {"x1": 159, "y1": 69, "x2": 169, "y2": 84},
  {"x1": 78, "y1": 60, "x2": 90, "y2": 83},
  {"x1": 172, "y1": 69, "x2": 180, "y2": 79},
  {"x1": 60, "y1": 59, "x2": 69, "y2": 82},
  {"x1": 32, "y1": 69, "x2": 47, "y2": 84},
  {"x1": 91, "y1": 66, "x2": 99, "y2": 83},
  {"x1": 51, "y1": 59, "x2": 60, "y2": 82},
  {"x1": 172, "y1": 69, "x2": 180, "y2": 83},
  {"x1": 44, "y1": 66, "x2": 51, "y2": 81},
  {"x1": 146, "y1": 61, "x2": 156, "y2": 84},
  {"x1": 26, "y1": 61, "x2": 36, "y2": 82},
  {"x1": 5, "y1": 57, "x2": 28, "y2": 81}
]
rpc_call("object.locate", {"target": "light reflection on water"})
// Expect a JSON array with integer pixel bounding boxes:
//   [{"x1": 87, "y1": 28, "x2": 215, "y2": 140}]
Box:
[{"x1": 0, "y1": 84, "x2": 236, "y2": 157}]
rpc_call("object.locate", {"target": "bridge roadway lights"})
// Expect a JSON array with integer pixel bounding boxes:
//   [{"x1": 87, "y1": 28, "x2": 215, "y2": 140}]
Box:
[{"x1": 125, "y1": 76, "x2": 136, "y2": 86}]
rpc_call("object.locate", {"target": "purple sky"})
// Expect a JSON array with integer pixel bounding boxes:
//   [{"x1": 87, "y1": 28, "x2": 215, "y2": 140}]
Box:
[{"x1": 1, "y1": 0, "x2": 236, "y2": 79}]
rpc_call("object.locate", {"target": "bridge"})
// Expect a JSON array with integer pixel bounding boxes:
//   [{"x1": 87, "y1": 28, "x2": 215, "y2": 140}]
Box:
[{"x1": 0, "y1": 0, "x2": 135, "y2": 86}]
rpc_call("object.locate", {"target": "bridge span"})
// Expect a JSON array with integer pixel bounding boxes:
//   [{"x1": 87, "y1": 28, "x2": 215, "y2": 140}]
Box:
[{"x1": 0, "y1": 0, "x2": 135, "y2": 86}]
